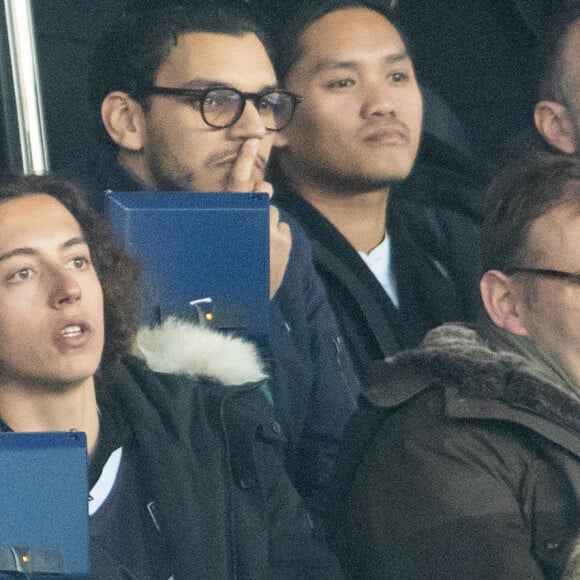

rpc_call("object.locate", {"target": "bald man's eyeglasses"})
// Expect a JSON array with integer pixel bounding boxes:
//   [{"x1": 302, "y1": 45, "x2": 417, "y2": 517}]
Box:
[
  {"x1": 137, "y1": 86, "x2": 302, "y2": 131},
  {"x1": 505, "y1": 267, "x2": 580, "y2": 285}
]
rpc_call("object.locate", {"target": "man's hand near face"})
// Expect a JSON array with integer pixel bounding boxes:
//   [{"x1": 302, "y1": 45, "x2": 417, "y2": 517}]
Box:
[{"x1": 228, "y1": 138, "x2": 292, "y2": 299}]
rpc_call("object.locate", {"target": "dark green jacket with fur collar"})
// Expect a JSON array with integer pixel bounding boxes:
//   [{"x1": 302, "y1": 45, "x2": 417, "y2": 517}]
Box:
[{"x1": 331, "y1": 322, "x2": 580, "y2": 579}]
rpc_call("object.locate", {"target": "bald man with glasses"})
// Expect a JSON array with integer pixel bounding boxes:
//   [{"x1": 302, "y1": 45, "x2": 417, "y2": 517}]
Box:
[{"x1": 91, "y1": 0, "x2": 357, "y2": 519}]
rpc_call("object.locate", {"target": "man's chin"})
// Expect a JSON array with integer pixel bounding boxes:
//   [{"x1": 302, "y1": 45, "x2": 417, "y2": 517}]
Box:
[
  {"x1": 28, "y1": 366, "x2": 98, "y2": 395},
  {"x1": 180, "y1": 175, "x2": 231, "y2": 193},
  {"x1": 324, "y1": 169, "x2": 412, "y2": 194}
]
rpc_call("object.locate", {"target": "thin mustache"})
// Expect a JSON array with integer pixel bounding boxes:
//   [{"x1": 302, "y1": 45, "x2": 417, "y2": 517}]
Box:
[
  {"x1": 364, "y1": 121, "x2": 410, "y2": 140},
  {"x1": 205, "y1": 149, "x2": 268, "y2": 172}
]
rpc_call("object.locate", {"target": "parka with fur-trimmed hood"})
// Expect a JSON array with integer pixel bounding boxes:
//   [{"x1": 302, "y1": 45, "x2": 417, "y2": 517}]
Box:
[
  {"x1": 330, "y1": 321, "x2": 580, "y2": 580},
  {"x1": 89, "y1": 318, "x2": 343, "y2": 579}
]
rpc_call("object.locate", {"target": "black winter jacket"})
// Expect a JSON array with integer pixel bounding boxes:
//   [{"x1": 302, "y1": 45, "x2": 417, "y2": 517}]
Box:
[
  {"x1": 331, "y1": 323, "x2": 580, "y2": 579},
  {"x1": 92, "y1": 322, "x2": 343, "y2": 579},
  {"x1": 272, "y1": 170, "x2": 482, "y2": 380},
  {"x1": 91, "y1": 163, "x2": 358, "y2": 512}
]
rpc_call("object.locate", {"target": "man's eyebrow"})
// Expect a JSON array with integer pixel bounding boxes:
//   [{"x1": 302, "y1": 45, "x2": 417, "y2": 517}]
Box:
[
  {"x1": 182, "y1": 78, "x2": 230, "y2": 89},
  {"x1": 62, "y1": 237, "x2": 88, "y2": 250},
  {"x1": 181, "y1": 78, "x2": 279, "y2": 92},
  {"x1": 0, "y1": 247, "x2": 36, "y2": 263},
  {"x1": 0, "y1": 237, "x2": 88, "y2": 263},
  {"x1": 310, "y1": 49, "x2": 411, "y2": 75}
]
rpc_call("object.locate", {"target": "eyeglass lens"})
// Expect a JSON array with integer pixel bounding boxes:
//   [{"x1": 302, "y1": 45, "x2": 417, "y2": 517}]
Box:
[{"x1": 202, "y1": 88, "x2": 293, "y2": 130}]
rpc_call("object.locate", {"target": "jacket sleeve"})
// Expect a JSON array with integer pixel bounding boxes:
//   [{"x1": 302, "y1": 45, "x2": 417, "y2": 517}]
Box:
[
  {"x1": 273, "y1": 212, "x2": 358, "y2": 513},
  {"x1": 266, "y1": 462, "x2": 345, "y2": 579},
  {"x1": 333, "y1": 391, "x2": 547, "y2": 579},
  {"x1": 227, "y1": 386, "x2": 345, "y2": 579}
]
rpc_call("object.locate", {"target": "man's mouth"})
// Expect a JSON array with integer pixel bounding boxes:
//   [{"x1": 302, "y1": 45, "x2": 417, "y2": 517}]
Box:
[
  {"x1": 61, "y1": 325, "x2": 83, "y2": 338},
  {"x1": 53, "y1": 321, "x2": 94, "y2": 352},
  {"x1": 364, "y1": 128, "x2": 409, "y2": 145}
]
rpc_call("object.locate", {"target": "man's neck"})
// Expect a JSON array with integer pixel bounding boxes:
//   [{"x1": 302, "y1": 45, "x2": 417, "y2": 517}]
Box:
[
  {"x1": 0, "y1": 378, "x2": 100, "y2": 455},
  {"x1": 290, "y1": 175, "x2": 390, "y2": 254}
]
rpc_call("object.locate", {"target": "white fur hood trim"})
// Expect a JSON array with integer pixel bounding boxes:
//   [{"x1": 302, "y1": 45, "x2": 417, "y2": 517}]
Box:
[{"x1": 132, "y1": 317, "x2": 268, "y2": 386}]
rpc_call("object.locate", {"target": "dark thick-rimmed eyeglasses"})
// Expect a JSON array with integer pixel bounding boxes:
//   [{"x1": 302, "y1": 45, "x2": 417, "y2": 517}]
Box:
[
  {"x1": 505, "y1": 267, "x2": 580, "y2": 285},
  {"x1": 137, "y1": 86, "x2": 302, "y2": 131}
]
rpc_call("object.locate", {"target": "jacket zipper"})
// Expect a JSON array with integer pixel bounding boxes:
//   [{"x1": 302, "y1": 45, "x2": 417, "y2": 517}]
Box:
[{"x1": 219, "y1": 392, "x2": 238, "y2": 580}]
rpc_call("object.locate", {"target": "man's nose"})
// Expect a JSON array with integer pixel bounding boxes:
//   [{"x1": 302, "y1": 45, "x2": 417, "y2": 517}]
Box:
[
  {"x1": 360, "y1": 82, "x2": 397, "y2": 118},
  {"x1": 229, "y1": 100, "x2": 268, "y2": 139},
  {"x1": 50, "y1": 269, "x2": 82, "y2": 308}
]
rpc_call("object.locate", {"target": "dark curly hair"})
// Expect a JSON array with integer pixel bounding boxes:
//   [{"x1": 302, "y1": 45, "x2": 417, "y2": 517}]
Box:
[{"x1": 0, "y1": 173, "x2": 140, "y2": 364}]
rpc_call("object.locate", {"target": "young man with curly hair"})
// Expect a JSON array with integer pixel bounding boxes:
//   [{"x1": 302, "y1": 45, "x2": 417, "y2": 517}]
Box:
[{"x1": 0, "y1": 173, "x2": 342, "y2": 578}]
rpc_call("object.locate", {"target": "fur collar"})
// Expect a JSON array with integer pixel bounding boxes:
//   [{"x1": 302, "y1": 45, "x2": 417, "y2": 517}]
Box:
[
  {"x1": 366, "y1": 322, "x2": 580, "y2": 579},
  {"x1": 132, "y1": 317, "x2": 267, "y2": 386},
  {"x1": 365, "y1": 323, "x2": 580, "y2": 434}
]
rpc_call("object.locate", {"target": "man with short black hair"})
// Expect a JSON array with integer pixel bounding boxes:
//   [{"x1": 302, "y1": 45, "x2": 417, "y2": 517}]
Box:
[
  {"x1": 271, "y1": 0, "x2": 482, "y2": 379},
  {"x1": 92, "y1": 0, "x2": 357, "y2": 511}
]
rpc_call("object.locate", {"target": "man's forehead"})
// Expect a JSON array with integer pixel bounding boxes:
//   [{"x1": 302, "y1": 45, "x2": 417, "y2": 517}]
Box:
[
  {"x1": 0, "y1": 195, "x2": 84, "y2": 256},
  {"x1": 567, "y1": 19, "x2": 580, "y2": 48},
  {"x1": 564, "y1": 19, "x2": 580, "y2": 76},
  {"x1": 307, "y1": 50, "x2": 411, "y2": 76},
  {"x1": 294, "y1": 7, "x2": 408, "y2": 72},
  {"x1": 156, "y1": 31, "x2": 277, "y2": 89},
  {"x1": 529, "y1": 205, "x2": 580, "y2": 254}
]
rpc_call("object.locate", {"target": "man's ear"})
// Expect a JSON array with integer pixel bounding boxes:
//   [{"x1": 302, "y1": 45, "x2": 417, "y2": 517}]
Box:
[
  {"x1": 101, "y1": 91, "x2": 147, "y2": 151},
  {"x1": 534, "y1": 100, "x2": 577, "y2": 155},
  {"x1": 480, "y1": 270, "x2": 529, "y2": 336}
]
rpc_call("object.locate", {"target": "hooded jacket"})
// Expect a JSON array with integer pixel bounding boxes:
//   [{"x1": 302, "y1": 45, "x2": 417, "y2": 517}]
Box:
[
  {"x1": 330, "y1": 322, "x2": 580, "y2": 579},
  {"x1": 91, "y1": 318, "x2": 343, "y2": 579}
]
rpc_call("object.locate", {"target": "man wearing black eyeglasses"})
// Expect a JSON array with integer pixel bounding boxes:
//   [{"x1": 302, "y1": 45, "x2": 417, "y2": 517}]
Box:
[
  {"x1": 330, "y1": 151, "x2": 580, "y2": 578},
  {"x1": 91, "y1": 0, "x2": 357, "y2": 523}
]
